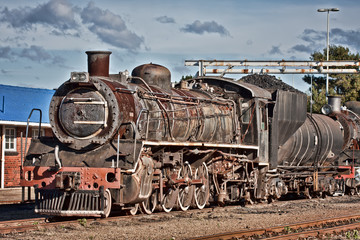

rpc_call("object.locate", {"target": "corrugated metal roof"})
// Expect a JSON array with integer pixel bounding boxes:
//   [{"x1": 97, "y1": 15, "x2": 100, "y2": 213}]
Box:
[{"x1": 0, "y1": 84, "x2": 55, "y2": 123}]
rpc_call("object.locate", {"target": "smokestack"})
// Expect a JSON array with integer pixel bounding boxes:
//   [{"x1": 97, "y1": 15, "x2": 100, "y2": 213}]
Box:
[
  {"x1": 328, "y1": 96, "x2": 341, "y2": 112},
  {"x1": 86, "y1": 51, "x2": 112, "y2": 77}
]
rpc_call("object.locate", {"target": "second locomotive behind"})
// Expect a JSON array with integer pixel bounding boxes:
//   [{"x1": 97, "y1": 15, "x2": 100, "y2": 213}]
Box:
[{"x1": 21, "y1": 51, "x2": 360, "y2": 217}]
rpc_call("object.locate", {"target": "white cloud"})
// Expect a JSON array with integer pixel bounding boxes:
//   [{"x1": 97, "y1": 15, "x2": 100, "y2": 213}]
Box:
[
  {"x1": 0, "y1": 0, "x2": 78, "y2": 31},
  {"x1": 155, "y1": 16, "x2": 176, "y2": 24},
  {"x1": 269, "y1": 45, "x2": 283, "y2": 55},
  {"x1": 181, "y1": 20, "x2": 230, "y2": 37},
  {"x1": 81, "y1": 2, "x2": 144, "y2": 51}
]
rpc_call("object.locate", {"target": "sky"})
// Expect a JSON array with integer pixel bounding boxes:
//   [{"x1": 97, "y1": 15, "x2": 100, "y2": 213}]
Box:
[{"x1": 0, "y1": 0, "x2": 359, "y2": 93}]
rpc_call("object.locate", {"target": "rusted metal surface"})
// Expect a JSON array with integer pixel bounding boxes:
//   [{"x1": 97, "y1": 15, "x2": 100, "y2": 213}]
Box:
[
  {"x1": 86, "y1": 51, "x2": 111, "y2": 77},
  {"x1": 49, "y1": 78, "x2": 135, "y2": 150},
  {"x1": 132, "y1": 63, "x2": 172, "y2": 91},
  {"x1": 50, "y1": 69, "x2": 240, "y2": 150},
  {"x1": 21, "y1": 166, "x2": 121, "y2": 190},
  {"x1": 332, "y1": 109, "x2": 360, "y2": 152},
  {"x1": 59, "y1": 89, "x2": 107, "y2": 138},
  {"x1": 132, "y1": 81, "x2": 236, "y2": 144}
]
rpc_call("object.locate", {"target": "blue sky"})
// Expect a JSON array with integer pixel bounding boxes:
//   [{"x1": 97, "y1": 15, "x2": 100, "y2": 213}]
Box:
[{"x1": 0, "y1": 0, "x2": 359, "y2": 92}]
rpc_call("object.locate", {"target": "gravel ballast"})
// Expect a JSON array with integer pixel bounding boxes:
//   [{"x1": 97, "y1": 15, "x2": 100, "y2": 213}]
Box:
[{"x1": 2, "y1": 195, "x2": 360, "y2": 240}]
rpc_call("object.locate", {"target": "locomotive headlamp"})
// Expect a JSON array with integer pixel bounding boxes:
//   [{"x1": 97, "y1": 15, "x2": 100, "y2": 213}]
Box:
[
  {"x1": 70, "y1": 72, "x2": 89, "y2": 83},
  {"x1": 321, "y1": 104, "x2": 333, "y2": 115}
]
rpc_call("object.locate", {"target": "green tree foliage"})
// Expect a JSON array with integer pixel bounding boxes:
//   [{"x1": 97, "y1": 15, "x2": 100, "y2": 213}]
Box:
[
  {"x1": 181, "y1": 75, "x2": 193, "y2": 80},
  {"x1": 303, "y1": 45, "x2": 360, "y2": 113}
]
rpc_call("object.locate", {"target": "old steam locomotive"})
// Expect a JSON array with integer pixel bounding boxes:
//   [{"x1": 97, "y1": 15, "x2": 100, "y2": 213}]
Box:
[{"x1": 21, "y1": 51, "x2": 360, "y2": 217}]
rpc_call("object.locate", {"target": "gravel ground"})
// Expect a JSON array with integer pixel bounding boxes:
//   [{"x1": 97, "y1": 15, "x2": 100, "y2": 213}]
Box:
[{"x1": 2, "y1": 195, "x2": 360, "y2": 240}]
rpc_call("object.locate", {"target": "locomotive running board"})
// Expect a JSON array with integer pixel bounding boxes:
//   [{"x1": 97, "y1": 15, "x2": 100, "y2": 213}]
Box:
[{"x1": 142, "y1": 140, "x2": 259, "y2": 150}]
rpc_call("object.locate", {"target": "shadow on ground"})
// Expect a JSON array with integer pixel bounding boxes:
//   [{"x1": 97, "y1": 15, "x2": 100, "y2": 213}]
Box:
[{"x1": 0, "y1": 203, "x2": 45, "y2": 221}]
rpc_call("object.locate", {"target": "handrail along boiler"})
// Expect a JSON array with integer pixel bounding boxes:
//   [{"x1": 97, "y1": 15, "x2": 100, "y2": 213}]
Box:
[{"x1": 21, "y1": 51, "x2": 360, "y2": 217}]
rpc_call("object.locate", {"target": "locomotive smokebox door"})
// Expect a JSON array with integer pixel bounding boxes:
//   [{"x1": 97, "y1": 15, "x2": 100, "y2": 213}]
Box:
[{"x1": 59, "y1": 88, "x2": 108, "y2": 138}]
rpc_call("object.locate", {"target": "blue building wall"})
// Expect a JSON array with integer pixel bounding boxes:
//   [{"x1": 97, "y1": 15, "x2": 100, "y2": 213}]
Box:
[{"x1": 0, "y1": 84, "x2": 55, "y2": 123}]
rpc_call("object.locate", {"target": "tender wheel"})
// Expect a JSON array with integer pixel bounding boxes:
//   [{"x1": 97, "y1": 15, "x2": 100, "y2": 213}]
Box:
[
  {"x1": 127, "y1": 203, "x2": 139, "y2": 216},
  {"x1": 194, "y1": 162, "x2": 209, "y2": 209},
  {"x1": 140, "y1": 190, "x2": 158, "y2": 215},
  {"x1": 350, "y1": 188, "x2": 356, "y2": 196},
  {"x1": 304, "y1": 187, "x2": 312, "y2": 199},
  {"x1": 348, "y1": 186, "x2": 360, "y2": 196},
  {"x1": 177, "y1": 163, "x2": 194, "y2": 211},
  {"x1": 102, "y1": 189, "x2": 112, "y2": 218}
]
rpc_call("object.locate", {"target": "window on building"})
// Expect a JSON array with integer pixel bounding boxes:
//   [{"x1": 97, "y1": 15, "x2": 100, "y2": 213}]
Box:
[
  {"x1": 5, "y1": 127, "x2": 16, "y2": 151},
  {"x1": 32, "y1": 128, "x2": 45, "y2": 139}
]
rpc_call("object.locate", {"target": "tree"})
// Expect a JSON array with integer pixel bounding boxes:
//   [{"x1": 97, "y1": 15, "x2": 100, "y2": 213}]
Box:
[
  {"x1": 303, "y1": 45, "x2": 360, "y2": 113},
  {"x1": 181, "y1": 75, "x2": 193, "y2": 80}
]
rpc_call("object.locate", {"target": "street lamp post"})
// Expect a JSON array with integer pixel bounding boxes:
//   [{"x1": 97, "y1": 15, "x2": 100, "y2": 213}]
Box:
[{"x1": 317, "y1": 8, "x2": 339, "y2": 100}]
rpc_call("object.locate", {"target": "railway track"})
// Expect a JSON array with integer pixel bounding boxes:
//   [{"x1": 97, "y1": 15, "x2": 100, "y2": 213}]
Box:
[
  {"x1": 0, "y1": 209, "x2": 146, "y2": 235},
  {"x1": 2, "y1": 209, "x2": 360, "y2": 239},
  {"x1": 0, "y1": 217, "x2": 48, "y2": 234},
  {"x1": 192, "y1": 214, "x2": 360, "y2": 239}
]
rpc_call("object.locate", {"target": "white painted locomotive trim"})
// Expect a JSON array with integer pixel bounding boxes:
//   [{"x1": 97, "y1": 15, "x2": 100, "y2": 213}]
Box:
[
  {"x1": 0, "y1": 120, "x2": 51, "y2": 127},
  {"x1": 143, "y1": 140, "x2": 259, "y2": 150},
  {"x1": 73, "y1": 101, "x2": 105, "y2": 105},
  {"x1": 73, "y1": 121, "x2": 106, "y2": 124}
]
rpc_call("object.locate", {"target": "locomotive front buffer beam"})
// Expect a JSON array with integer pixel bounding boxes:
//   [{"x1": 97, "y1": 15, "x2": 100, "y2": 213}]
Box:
[{"x1": 21, "y1": 166, "x2": 123, "y2": 217}]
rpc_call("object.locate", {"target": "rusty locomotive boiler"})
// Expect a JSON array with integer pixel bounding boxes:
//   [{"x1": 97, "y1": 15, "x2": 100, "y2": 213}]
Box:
[{"x1": 21, "y1": 51, "x2": 360, "y2": 217}]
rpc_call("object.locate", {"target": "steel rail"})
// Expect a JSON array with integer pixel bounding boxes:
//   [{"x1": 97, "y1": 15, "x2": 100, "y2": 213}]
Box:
[
  {"x1": 190, "y1": 214, "x2": 360, "y2": 240},
  {"x1": 0, "y1": 210, "x2": 137, "y2": 235},
  {"x1": 264, "y1": 222, "x2": 360, "y2": 239},
  {"x1": 0, "y1": 217, "x2": 48, "y2": 234},
  {"x1": 0, "y1": 216, "x2": 99, "y2": 234},
  {"x1": 0, "y1": 217, "x2": 45, "y2": 227}
]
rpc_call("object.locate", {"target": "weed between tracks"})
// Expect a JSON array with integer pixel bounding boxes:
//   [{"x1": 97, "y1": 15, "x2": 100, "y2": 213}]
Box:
[
  {"x1": 346, "y1": 229, "x2": 359, "y2": 239},
  {"x1": 77, "y1": 218, "x2": 87, "y2": 227}
]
